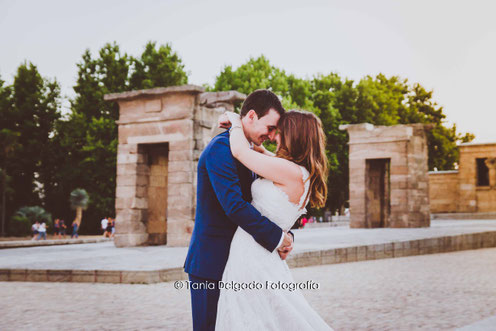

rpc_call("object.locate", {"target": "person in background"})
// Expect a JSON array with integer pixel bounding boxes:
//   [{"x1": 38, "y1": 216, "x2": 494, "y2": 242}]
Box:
[
  {"x1": 105, "y1": 218, "x2": 113, "y2": 239},
  {"x1": 59, "y1": 219, "x2": 67, "y2": 239},
  {"x1": 31, "y1": 221, "x2": 40, "y2": 240},
  {"x1": 101, "y1": 217, "x2": 108, "y2": 237},
  {"x1": 37, "y1": 221, "x2": 47, "y2": 240},
  {"x1": 71, "y1": 220, "x2": 79, "y2": 239},
  {"x1": 54, "y1": 219, "x2": 60, "y2": 239},
  {"x1": 300, "y1": 216, "x2": 308, "y2": 228},
  {"x1": 110, "y1": 217, "x2": 115, "y2": 238}
]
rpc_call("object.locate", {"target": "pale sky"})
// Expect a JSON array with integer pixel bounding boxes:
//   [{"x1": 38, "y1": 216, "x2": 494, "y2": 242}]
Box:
[{"x1": 1, "y1": 0, "x2": 495, "y2": 141}]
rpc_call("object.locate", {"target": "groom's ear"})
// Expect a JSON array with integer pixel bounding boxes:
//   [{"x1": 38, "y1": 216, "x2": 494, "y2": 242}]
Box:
[{"x1": 247, "y1": 109, "x2": 258, "y2": 122}]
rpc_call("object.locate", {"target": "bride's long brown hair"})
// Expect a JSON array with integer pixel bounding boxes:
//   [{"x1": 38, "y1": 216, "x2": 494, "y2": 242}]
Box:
[{"x1": 275, "y1": 110, "x2": 328, "y2": 208}]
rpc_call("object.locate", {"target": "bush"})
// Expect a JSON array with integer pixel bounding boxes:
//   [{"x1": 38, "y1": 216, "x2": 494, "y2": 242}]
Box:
[{"x1": 10, "y1": 206, "x2": 52, "y2": 237}]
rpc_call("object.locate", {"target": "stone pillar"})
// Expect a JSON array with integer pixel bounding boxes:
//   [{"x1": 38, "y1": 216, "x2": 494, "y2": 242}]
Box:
[
  {"x1": 105, "y1": 86, "x2": 245, "y2": 247},
  {"x1": 485, "y1": 158, "x2": 496, "y2": 189},
  {"x1": 458, "y1": 144, "x2": 478, "y2": 212},
  {"x1": 457, "y1": 143, "x2": 496, "y2": 212},
  {"x1": 340, "y1": 123, "x2": 432, "y2": 228}
]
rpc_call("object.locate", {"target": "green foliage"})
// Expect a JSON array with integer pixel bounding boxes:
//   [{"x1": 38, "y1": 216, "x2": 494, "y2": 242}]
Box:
[
  {"x1": 129, "y1": 41, "x2": 188, "y2": 90},
  {"x1": 212, "y1": 56, "x2": 475, "y2": 213},
  {"x1": 49, "y1": 41, "x2": 188, "y2": 234},
  {"x1": 70, "y1": 188, "x2": 89, "y2": 209},
  {"x1": 1, "y1": 47, "x2": 477, "y2": 230},
  {"x1": 0, "y1": 65, "x2": 61, "y2": 235},
  {"x1": 72, "y1": 43, "x2": 130, "y2": 120},
  {"x1": 1, "y1": 41, "x2": 188, "y2": 235},
  {"x1": 10, "y1": 214, "x2": 31, "y2": 236},
  {"x1": 11, "y1": 206, "x2": 52, "y2": 236},
  {"x1": 214, "y1": 56, "x2": 289, "y2": 96}
]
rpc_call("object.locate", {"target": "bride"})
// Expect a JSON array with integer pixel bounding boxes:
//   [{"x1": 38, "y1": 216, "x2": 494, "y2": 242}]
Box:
[{"x1": 215, "y1": 110, "x2": 333, "y2": 330}]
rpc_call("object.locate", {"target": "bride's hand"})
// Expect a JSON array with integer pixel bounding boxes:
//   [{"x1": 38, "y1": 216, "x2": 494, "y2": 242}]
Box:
[
  {"x1": 218, "y1": 113, "x2": 231, "y2": 129},
  {"x1": 225, "y1": 111, "x2": 241, "y2": 127},
  {"x1": 278, "y1": 232, "x2": 293, "y2": 260}
]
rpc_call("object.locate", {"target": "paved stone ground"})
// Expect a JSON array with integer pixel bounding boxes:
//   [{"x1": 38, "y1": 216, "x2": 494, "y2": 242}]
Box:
[
  {"x1": 1, "y1": 248, "x2": 495, "y2": 330},
  {"x1": 2, "y1": 220, "x2": 496, "y2": 271}
]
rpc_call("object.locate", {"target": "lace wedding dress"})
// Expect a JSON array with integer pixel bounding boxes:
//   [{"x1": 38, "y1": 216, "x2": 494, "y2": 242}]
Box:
[{"x1": 216, "y1": 166, "x2": 333, "y2": 330}]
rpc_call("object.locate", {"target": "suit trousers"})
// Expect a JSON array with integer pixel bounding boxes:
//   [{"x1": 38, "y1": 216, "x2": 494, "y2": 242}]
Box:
[{"x1": 188, "y1": 273, "x2": 221, "y2": 331}]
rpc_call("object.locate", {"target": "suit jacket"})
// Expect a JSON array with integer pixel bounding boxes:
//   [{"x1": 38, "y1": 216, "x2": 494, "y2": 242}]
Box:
[{"x1": 184, "y1": 131, "x2": 283, "y2": 280}]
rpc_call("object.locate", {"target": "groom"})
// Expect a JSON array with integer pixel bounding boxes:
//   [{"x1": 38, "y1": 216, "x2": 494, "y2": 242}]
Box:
[{"x1": 184, "y1": 89, "x2": 294, "y2": 331}]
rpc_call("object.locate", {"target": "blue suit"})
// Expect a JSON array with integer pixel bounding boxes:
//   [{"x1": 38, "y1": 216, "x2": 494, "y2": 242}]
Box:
[{"x1": 184, "y1": 131, "x2": 283, "y2": 330}]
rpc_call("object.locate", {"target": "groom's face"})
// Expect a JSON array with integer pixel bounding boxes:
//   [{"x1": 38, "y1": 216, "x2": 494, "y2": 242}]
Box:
[{"x1": 243, "y1": 109, "x2": 280, "y2": 146}]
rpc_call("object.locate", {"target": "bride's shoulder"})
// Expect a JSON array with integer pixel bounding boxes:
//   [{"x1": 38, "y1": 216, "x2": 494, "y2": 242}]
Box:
[{"x1": 282, "y1": 160, "x2": 306, "y2": 182}]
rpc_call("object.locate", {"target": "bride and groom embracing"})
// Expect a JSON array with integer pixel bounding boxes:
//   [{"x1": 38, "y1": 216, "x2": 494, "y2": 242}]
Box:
[{"x1": 184, "y1": 90, "x2": 333, "y2": 330}]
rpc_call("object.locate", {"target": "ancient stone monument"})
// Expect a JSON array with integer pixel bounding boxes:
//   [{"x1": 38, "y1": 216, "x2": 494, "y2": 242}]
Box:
[
  {"x1": 429, "y1": 142, "x2": 496, "y2": 213},
  {"x1": 104, "y1": 85, "x2": 245, "y2": 247},
  {"x1": 340, "y1": 123, "x2": 431, "y2": 228}
]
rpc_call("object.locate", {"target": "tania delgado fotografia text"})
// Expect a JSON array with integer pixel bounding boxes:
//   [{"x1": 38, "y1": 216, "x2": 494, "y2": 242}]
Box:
[{"x1": 174, "y1": 280, "x2": 320, "y2": 291}]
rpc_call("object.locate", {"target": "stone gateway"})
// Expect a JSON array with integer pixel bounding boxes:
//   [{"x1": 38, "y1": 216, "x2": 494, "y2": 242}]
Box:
[{"x1": 105, "y1": 85, "x2": 245, "y2": 247}]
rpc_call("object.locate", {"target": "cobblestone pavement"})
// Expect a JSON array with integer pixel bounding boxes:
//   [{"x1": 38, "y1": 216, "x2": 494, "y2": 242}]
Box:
[{"x1": 1, "y1": 248, "x2": 495, "y2": 330}]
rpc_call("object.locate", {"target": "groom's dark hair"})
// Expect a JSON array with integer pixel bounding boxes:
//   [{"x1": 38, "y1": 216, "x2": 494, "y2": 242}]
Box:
[{"x1": 240, "y1": 89, "x2": 285, "y2": 119}]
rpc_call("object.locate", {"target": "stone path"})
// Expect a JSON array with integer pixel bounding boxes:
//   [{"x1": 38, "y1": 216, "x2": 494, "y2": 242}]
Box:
[{"x1": 1, "y1": 248, "x2": 495, "y2": 330}]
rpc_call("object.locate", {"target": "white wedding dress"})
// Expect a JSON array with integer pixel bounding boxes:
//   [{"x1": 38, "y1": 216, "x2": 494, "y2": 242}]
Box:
[{"x1": 216, "y1": 166, "x2": 333, "y2": 330}]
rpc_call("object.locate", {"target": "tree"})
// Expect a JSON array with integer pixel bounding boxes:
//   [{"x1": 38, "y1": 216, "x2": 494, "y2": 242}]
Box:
[
  {"x1": 0, "y1": 76, "x2": 17, "y2": 236},
  {"x1": 50, "y1": 41, "x2": 188, "y2": 234},
  {"x1": 0, "y1": 64, "x2": 61, "y2": 235},
  {"x1": 48, "y1": 43, "x2": 129, "y2": 234},
  {"x1": 401, "y1": 83, "x2": 475, "y2": 170},
  {"x1": 70, "y1": 188, "x2": 89, "y2": 227},
  {"x1": 213, "y1": 56, "x2": 289, "y2": 97},
  {"x1": 309, "y1": 74, "x2": 350, "y2": 212},
  {"x1": 0, "y1": 129, "x2": 20, "y2": 236},
  {"x1": 211, "y1": 57, "x2": 475, "y2": 214},
  {"x1": 129, "y1": 41, "x2": 188, "y2": 90}
]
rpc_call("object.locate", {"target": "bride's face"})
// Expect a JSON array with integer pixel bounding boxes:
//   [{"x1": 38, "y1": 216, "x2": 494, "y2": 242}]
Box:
[{"x1": 275, "y1": 131, "x2": 281, "y2": 152}]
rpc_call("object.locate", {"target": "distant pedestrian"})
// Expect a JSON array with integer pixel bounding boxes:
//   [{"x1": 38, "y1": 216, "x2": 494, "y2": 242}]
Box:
[
  {"x1": 59, "y1": 219, "x2": 67, "y2": 239},
  {"x1": 71, "y1": 220, "x2": 79, "y2": 239},
  {"x1": 110, "y1": 217, "x2": 115, "y2": 238},
  {"x1": 301, "y1": 216, "x2": 308, "y2": 228},
  {"x1": 54, "y1": 219, "x2": 60, "y2": 239},
  {"x1": 105, "y1": 217, "x2": 113, "y2": 238},
  {"x1": 31, "y1": 221, "x2": 40, "y2": 240},
  {"x1": 37, "y1": 221, "x2": 47, "y2": 240},
  {"x1": 101, "y1": 217, "x2": 108, "y2": 236}
]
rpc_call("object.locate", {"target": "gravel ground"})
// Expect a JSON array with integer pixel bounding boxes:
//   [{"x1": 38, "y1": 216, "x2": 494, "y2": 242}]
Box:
[{"x1": 1, "y1": 248, "x2": 495, "y2": 330}]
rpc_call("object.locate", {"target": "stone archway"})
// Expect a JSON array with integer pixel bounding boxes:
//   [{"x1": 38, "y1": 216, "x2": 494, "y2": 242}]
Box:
[
  {"x1": 105, "y1": 85, "x2": 245, "y2": 247},
  {"x1": 340, "y1": 123, "x2": 432, "y2": 228}
]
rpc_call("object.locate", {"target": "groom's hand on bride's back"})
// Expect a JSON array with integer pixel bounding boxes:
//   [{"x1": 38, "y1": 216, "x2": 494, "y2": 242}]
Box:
[{"x1": 277, "y1": 232, "x2": 293, "y2": 260}]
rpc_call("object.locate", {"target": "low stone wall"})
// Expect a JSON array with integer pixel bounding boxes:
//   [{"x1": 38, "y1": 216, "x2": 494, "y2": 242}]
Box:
[{"x1": 286, "y1": 231, "x2": 496, "y2": 268}]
